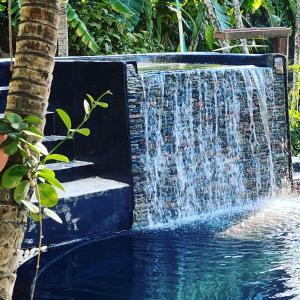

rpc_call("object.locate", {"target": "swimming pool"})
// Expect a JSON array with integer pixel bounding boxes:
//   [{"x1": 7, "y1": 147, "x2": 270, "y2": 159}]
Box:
[{"x1": 14, "y1": 194, "x2": 300, "y2": 300}]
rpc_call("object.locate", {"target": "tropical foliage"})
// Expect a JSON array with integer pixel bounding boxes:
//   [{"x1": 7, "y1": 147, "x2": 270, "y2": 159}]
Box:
[{"x1": 0, "y1": 0, "x2": 298, "y2": 55}]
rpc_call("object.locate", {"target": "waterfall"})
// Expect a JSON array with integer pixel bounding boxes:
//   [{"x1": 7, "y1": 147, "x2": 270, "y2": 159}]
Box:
[{"x1": 128, "y1": 65, "x2": 280, "y2": 227}]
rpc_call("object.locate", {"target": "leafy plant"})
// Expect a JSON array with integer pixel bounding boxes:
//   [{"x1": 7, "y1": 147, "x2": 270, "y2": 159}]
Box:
[
  {"x1": 67, "y1": 3, "x2": 100, "y2": 53},
  {"x1": 289, "y1": 64, "x2": 300, "y2": 156},
  {"x1": 0, "y1": 91, "x2": 111, "y2": 298},
  {"x1": 68, "y1": 1, "x2": 164, "y2": 55},
  {"x1": 0, "y1": 92, "x2": 110, "y2": 222}
]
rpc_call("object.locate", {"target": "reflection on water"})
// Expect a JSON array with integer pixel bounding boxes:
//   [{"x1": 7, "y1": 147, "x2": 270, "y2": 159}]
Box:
[{"x1": 15, "y1": 194, "x2": 300, "y2": 300}]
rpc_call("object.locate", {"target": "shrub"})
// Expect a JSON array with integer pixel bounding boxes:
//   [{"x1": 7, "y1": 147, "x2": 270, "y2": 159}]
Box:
[{"x1": 68, "y1": 1, "x2": 164, "y2": 56}]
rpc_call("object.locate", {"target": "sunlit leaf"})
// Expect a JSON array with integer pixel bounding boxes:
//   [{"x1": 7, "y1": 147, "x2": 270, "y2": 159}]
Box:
[
  {"x1": 67, "y1": 4, "x2": 100, "y2": 53},
  {"x1": 44, "y1": 208, "x2": 63, "y2": 224},
  {"x1": 6, "y1": 112, "x2": 22, "y2": 124},
  {"x1": 21, "y1": 200, "x2": 39, "y2": 214},
  {"x1": 97, "y1": 102, "x2": 109, "y2": 108},
  {"x1": 38, "y1": 183, "x2": 58, "y2": 208},
  {"x1": 44, "y1": 154, "x2": 69, "y2": 163},
  {"x1": 30, "y1": 212, "x2": 42, "y2": 222},
  {"x1": 23, "y1": 115, "x2": 42, "y2": 125},
  {"x1": 84, "y1": 99, "x2": 90, "y2": 114},
  {"x1": 76, "y1": 128, "x2": 90, "y2": 136},
  {"x1": 23, "y1": 126, "x2": 44, "y2": 138},
  {"x1": 56, "y1": 109, "x2": 72, "y2": 130},
  {"x1": 11, "y1": 122, "x2": 28, "y2": 131},
  {"x1": 2, "y1": 164, "x2": 28, "y2": 189},
  {"x1": 86, "y1": 94, "x2": 95, "y2": 104},
  {"x1": 35, "y1": 142, "x2": 48, "y2": 156}
]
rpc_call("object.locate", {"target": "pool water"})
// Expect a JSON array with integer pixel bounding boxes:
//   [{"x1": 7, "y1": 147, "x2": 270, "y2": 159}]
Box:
[{"x1": 15, "y1": 195, "x2": 300, "y2": 300}]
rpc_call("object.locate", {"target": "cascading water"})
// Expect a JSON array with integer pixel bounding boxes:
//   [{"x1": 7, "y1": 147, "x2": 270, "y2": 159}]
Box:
[{"x1": 128, "y1": 65, "x2": 284, "y2": 227}]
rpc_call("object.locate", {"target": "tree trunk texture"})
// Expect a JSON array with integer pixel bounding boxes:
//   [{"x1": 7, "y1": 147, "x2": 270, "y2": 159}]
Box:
[
  {"x1": 0, "y1": 0, "x2": 59, "y2": 299},
  {"x1": 232, "y1": 0, "x2": 249, "y2": 54},
  {"x1": 57, "y1": 0, "x2": 69, "y2": 57},
  {"x1": 202, "y1": 0, "x2": 230, "y2": 52},
  {"x1": 294, "y1": 0, "x2": 300, "y2": 84}
]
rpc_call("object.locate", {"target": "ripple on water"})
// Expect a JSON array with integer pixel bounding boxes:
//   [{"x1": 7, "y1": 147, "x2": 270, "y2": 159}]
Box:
[{"x1": 15, "y1": 194, "x2": 300, "y2": 300}]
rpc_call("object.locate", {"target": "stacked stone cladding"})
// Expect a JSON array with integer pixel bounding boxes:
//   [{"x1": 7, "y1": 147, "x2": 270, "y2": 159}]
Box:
[{"x1": 127, "y1": 59, "x2": 290, "y2": 225}]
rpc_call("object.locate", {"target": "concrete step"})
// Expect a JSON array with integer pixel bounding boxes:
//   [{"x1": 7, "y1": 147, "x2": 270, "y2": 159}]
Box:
[
  {"x1": 23, "y1": 177, "x2": 133, "y2": 248},
  {"x1": 44, "y1": 135, "x2": 75, "y2": 161},
  {"x1": 47, "y1": 160, "x2": 94, "y2": 182}
]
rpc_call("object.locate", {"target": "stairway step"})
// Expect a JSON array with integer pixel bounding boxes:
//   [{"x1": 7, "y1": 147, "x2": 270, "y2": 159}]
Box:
[
  {"x1": 47, "y1": 160, "x2": 94, "y2": 182},
  {"x1": 23, "y1": 177, "x2": 132, "y2": 248},
  {"x1": 44, "y1": 135, "x2": 74, "y2": 160}
]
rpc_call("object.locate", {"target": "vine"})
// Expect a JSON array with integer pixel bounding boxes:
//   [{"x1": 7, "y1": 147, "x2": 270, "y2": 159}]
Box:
[{"x1": 0, "y1": 92, "x2": 110, "y2": 299}]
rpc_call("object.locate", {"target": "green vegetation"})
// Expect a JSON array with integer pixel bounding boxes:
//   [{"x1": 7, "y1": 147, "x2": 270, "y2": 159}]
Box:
[{"x1": 289, "y1": 65, "x2": 300, "y2": 156}]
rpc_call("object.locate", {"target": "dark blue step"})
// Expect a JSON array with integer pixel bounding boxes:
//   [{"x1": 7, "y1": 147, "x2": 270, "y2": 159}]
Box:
[
  {"x1": 44, "y1": 135, "x2": 74, "y2": 161},
  {"x1": 47, "y1": 160, "x2": 95, "y2": 183}
]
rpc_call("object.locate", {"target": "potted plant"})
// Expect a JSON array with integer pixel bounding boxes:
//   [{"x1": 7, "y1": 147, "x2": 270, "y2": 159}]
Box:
[{"x1": 0, "y1": 134, "x2": 8, "y2": 172}]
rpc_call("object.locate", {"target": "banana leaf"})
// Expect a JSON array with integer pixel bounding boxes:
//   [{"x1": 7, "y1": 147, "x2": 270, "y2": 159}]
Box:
[
  {"x1": 66, "y1": 3, "x2": 100, "y2": 53},
  {"x1": 105, "y1": 0, "x2": 145, "y2": 27},
  {"x1": 210, "y1": 0, "x2": 230, "y2": 31}
]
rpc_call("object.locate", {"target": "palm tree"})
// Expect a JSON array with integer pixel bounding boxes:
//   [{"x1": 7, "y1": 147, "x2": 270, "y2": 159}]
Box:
[
  {"x1": 0, "y1": 0, "x2": 59, "y2": 299},
  {"x1": 232, "y1": 0, "x2": 249, "y2": 54},
  {"x1": 202, "y1": 0, "x2": 230, "y2": 52},
  {"x1": 294, "y1": 1, "x2": 300, "y2": 75},
  {"x1": 58, "y1": 0, "x2": 69, "y2": 56}
]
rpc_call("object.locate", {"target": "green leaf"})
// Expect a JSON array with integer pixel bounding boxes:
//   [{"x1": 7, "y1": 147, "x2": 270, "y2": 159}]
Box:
[
  {"x1": 4, "y1": 140, "x2": 19, "y2": 155},
  {"x1": 23, "y1": 126, "x2": 44, "y2": 138},
  {"x1": 252, "y1": 0, "x2": 263, "y2": 13},
  {"x1": 38, "y1": 183, "x2": 58, "y2": 208},
  {"x1": 98, "y1": 102, "x2": 109, "y2": 108},
  {"x1": 2, "y1": 165, "x2": 28, "y2": 189},
  {"x1": 44, "y1": 154, "x2": 69, "y2": 163},
  {"x1": 67, "y1": 3, "x2": 100, "y2": 53},
  {"x1": 35, "y1": 142, "x2": 48, "y2": 156},
  {"x1": 6, "y1": 112, "x2": 22, "y2": 124},
  {"x1": 38, "y1": 169, "x2": 65, "y2": 191},
  {"x1": 21, "y1": 200, "x2": 39, "y2": 214},
  {"x1": 83, "y1": 99, "x2": 90, "y2": 114},
  {"x1": 205, "y1": 23, "x2": 215, "y2": 51},
  {"x1": 76, "y1": 128, "x2": 90, "y2": 136},
  {"x1": 13, "y1": 180, "x2": 30, "y2": 203},
  {"x1": 45, "y1": 176, "x2": 65, "y2": 191},
  {"x1": 0, "y1": 122, "x2": 12, "y2": 134},
  {"x1": 30, "y1": 212, "x2": 42, "y2": 222},
  {"x1": 23, "y1": 115, "x2": 42, "y2": 125},
  {"x1": 38, "y1": 168, "x2": 56, "y2": 179},
  {"x1": 11, "y1": 122, "x2": 28, "y2": 131},
  {"x1": 20, "y1": 138, "x2": 40, "y2": 155},
  {"x1": 44, "y1": 208, "x2": 63, "y2": 224},
  {"x1": 56, "y1": 109, "x2": 72, "y2": 130},
  {"x1": 86, "y1": 94, "x2": 95, "y2": 104}
]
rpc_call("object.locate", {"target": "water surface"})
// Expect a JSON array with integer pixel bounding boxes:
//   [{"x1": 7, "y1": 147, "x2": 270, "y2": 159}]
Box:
[{"x1": 16, "y1": 195, "x2": 300, "y2": 300}]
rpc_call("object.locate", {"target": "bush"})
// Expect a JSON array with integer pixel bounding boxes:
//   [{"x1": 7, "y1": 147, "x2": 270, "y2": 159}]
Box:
[{"x1": 68, "y1": 1, "x2": 164, "y2": 56}]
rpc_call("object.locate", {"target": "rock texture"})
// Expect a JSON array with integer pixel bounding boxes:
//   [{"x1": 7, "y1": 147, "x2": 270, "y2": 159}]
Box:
[{"x1": 127, "y1": 59, "x2": 290, "y2": 225}]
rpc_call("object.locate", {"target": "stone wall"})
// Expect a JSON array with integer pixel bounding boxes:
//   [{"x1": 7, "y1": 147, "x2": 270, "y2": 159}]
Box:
[{"x1": 127, "y1": 57, "x2": 290, "y2": 225}]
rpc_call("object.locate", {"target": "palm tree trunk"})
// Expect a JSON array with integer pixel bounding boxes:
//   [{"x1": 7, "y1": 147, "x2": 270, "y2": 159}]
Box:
[
  {"x1": 232, "y1": 0, "x2": 249, "y2": 54},
  {"x1": 203, "y1": 0, "x2": 230, "y2": 52},
  {"x1": 57, "y1": 0, "x2": 69, "y2": 56},
  {"x1": 0, "y1": 0, "x2": 59, "y2": 299},
  {"x1": 294, "y1": 0, "x2": 300, "y2": 85}
]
